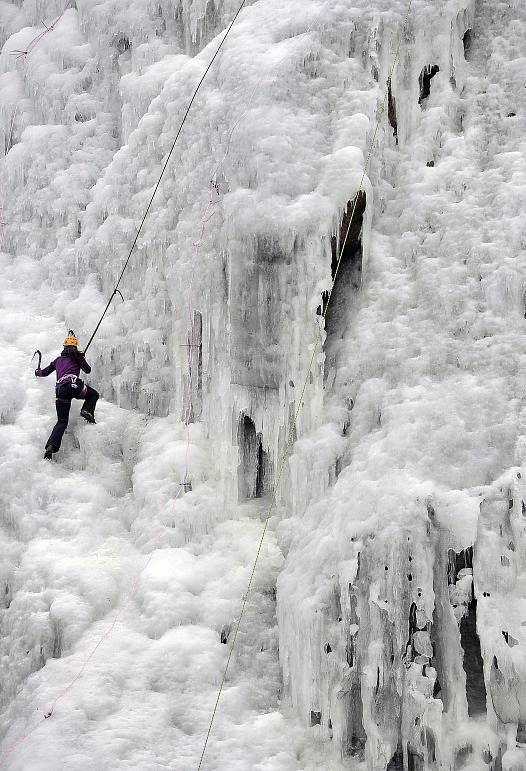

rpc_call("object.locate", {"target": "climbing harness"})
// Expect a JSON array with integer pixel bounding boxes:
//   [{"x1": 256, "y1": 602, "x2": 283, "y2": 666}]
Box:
[
  {"x1": 83, "y1": 0, "x2": 249, "y2": 355},
  {"x1": 196, "y1": 1, "x2": 414, "y2": 768}
]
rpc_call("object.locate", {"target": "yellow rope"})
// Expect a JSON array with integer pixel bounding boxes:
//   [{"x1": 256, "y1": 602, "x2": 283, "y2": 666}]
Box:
[{"x1": 197, "y1": 2, "x2": 412, "y2": 767}]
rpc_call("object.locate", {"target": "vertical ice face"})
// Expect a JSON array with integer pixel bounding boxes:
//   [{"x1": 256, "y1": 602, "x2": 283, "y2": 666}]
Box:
[
  {"x1": 2, "y1": 0, "x2": 526, "y2": 768},
  {"x1": 278, "y1": 0, "x2": 526, "y2": 766}
]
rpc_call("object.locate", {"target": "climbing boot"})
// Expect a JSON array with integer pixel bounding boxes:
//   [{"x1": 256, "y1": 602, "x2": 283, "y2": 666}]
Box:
[
  {"x1": 44, "y1": 446, "x2": 53, "y2": 460},
  {"x1": 80, "y1": 410, "x2": 96, "y2": 424}
]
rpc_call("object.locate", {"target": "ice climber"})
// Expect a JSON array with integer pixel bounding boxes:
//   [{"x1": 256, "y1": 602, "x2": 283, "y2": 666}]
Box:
[{"x1": 35, "y1": 332, "x2": 99, "y2": 460}]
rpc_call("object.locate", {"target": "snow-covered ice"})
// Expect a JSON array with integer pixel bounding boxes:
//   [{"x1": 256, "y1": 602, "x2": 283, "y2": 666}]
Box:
[{"x1": 1, "y1": 0, "x2": 526, "y2": 768}]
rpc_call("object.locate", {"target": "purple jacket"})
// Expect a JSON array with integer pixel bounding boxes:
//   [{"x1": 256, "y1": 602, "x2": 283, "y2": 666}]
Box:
[{"x1": 36, "y1": 352, "x2": 91, "y2": 383}]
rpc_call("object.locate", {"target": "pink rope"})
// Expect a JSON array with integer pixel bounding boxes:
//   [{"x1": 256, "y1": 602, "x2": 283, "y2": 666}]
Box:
[
  {"x1": 0, "y1": 489, "x2": 182, "y2": 769},
  {"x1": 10, "y1": 2, "x2": 71, "y2": 62}
]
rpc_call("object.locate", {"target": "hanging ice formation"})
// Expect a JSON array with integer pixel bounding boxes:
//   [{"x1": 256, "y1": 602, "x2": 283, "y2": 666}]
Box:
[{"x1": 1, "y1": 0, "x2": 526, "y2": 769}]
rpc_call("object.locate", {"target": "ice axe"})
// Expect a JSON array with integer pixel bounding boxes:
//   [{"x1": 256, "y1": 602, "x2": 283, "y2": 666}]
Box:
[{"x1": 32, "y1": 349, "x2": 42, "y2": 370}]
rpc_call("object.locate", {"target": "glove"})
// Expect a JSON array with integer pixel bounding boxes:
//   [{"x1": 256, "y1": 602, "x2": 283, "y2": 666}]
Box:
[{"x1": 35, "y1": 368, "x2": 41, "y2": 376}]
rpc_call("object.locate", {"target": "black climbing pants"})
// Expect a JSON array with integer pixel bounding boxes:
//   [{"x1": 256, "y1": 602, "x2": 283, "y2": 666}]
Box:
[{"x1": 46, "y1": 380, "x2": 99, "y2": 452}]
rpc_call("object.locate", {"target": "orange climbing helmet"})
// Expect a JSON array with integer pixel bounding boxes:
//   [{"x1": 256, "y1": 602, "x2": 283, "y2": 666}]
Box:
[{"x1": 63, "y1": 331, "x2": 78, "y2": 348}]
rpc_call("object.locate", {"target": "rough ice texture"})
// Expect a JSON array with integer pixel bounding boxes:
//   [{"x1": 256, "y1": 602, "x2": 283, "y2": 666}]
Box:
[{"x1": 1, "y1": 0, "x2": 526, "y2": 768}]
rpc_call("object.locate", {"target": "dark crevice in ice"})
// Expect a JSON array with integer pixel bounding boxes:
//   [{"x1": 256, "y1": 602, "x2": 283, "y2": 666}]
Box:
[
  {"x1": 330, "y1": 192, "x2": 366, "y2": 284},
  {"x1": 342, "y1": 588, "x2": 365, "y2": 757},
  {"x1": 405, "y1": 601, "x2": 419, "y2": 658},
  {"x1": 346, "y1": 593, "x2": 358, "y2": 667},
  {"x1": 343, "y1": 694, "x2": 366, "y2": 758},
  {"x1": 425, "y1": 730, "x2": 436, "y2": 763},
  {"x1": 387, "y1": 78, "x2": 398, "y2": 142},
  {"x1": 331, "y1": 584, "x2": 342, "y2": 622},
  {"x1": 447, "y1": 547, "x2": 486, "y2": 716},
  {"x1": 463, "y1": 29, "x2": 472, "y2": 59},
  {"x1": 447, "y1": 546, "x2": 472, "y2": 585},
  {"x1": 430, "y1": 596, "x2": 447, "y2": 707},
  {"x1": 256, "y1": 437, "x2": 266, "y2": 497},
  {"x1": 52, "y1": 626, "x2": 62, "y2": 659},
  {"x1": 323, "y1": 192, "x2": 365, "y2": 374},
  {"x1": 237, "y1": 414, "x2": 271, "y2": 499},
  {"x1": 419, "y1": 65, "x2": 440, "y2": 105},
  {"x1": 460, "y1": 597, "x2": 487, "y2": 716},
  {"x1": 387, "y1": 750, "x2": 403, "y2": 770},
  {"x1": 408, "y1": 749, "x2": 424, "y2": 771},
  {"x1": 316, "y1": 289, "x2": 329, "y2": 316},
  {"x1": 310, "y1": 710, "x2": 321, "y2": 726},
  {"x1": 502, "y1": 630, "x2": 518, "y2": 647},
  {"x1": 112, "y1": 33, "x2": 131, "y2": 56},
  {"x1": 482, "y1": 748, "x2": 494, "y2": 764},
  {"x1": 184, "y1": 309, "x2": 203, "y2": 422}
]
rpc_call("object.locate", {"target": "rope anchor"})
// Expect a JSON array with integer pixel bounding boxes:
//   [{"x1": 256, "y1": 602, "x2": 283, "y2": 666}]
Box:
[{"x1": 83, "y1": 289, "x2": 124, "y2": 354}]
